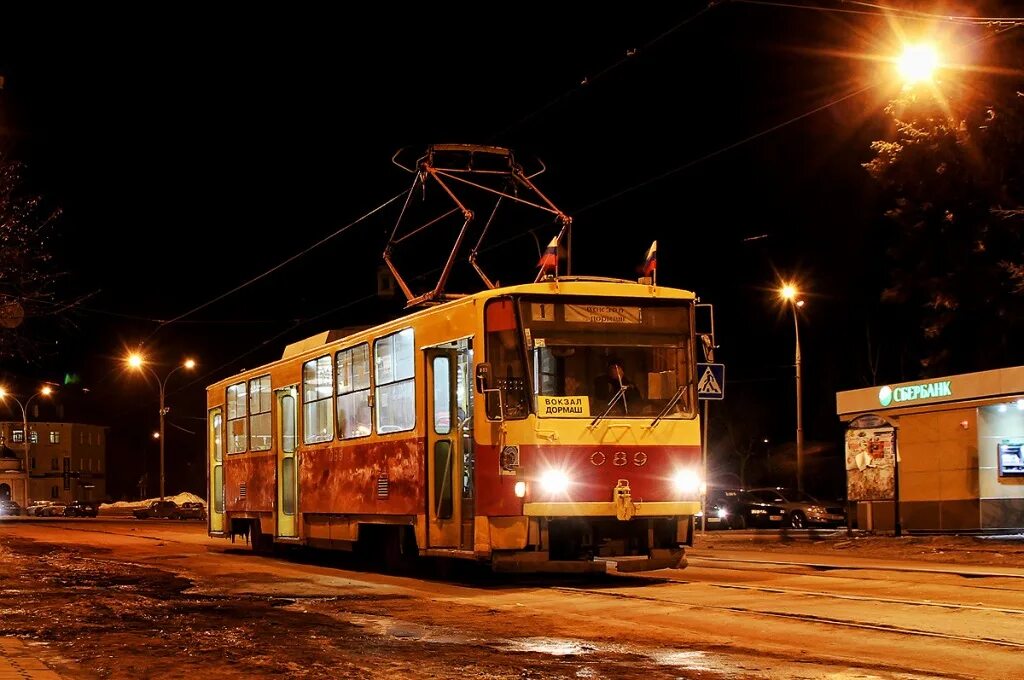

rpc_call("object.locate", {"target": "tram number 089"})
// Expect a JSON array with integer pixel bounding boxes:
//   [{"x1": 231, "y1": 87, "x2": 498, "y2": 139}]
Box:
[{"x1": 590, "y1": 451, "x2": 647, "y2": 467}]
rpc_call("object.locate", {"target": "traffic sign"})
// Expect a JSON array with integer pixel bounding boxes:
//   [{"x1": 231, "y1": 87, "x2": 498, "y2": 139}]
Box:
[{"x1": 697, "y1": 363, "x2": 725, "y2": 400}]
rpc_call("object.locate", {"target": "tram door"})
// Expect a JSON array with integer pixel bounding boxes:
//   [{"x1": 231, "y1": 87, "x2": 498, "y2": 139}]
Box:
[
  {"x1": 208, "y1": 407, "x2": 225, "y2": 533},
  {"x1": 275, "y1": 386, "x2": 299, "y2": 538},
  {"x1": 426, "y1": 348, "x2": 461, "y2": 548}
]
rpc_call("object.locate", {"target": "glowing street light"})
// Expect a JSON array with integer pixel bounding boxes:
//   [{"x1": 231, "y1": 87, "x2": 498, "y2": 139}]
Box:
[
  {"x1": 897, "y1": 43, "x2": 940, "y2": 85},
  {"x1": 0, "y1": 385, "x2": 54, "y2": 503},
  {"x1": 778, "y1": 282, "x2": 805, "y2": 493},
  {"x1": 125, "y1": 353, "x2": 196, "y2": 500}
]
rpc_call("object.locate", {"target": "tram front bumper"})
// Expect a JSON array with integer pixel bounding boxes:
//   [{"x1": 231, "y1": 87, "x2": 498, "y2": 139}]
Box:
[{"x1": 522, "y1": 501, "x2": 701, "y2": 518}]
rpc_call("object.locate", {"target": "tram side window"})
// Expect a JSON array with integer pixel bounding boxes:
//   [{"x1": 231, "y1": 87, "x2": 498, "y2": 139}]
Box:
[
  {"x1": 226, "y1": 382, "x2": 248, "y2": 454},
  {"x1": 374, "y1": 329, "x2": 415, "y2": 433},
  {"x1": 484, "y1": 299, "x2": 529, "y2": 419},
  {"x1": 249, "y1": 375, "x2": 272, "y2": 451},
  {"x1": 303, "y1": 356, "x2": 335, "y2": 443},
  {"x1": 337, "y1": 344, "x2": 372, "y2": 439}
]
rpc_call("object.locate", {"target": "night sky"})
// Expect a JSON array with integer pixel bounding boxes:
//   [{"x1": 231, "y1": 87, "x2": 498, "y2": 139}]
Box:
[{"x1": 0, "y1": 3, "x2": 1019, "y2": 500}]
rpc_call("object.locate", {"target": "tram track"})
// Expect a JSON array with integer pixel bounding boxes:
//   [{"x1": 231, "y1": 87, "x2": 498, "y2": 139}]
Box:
[
  {"x1": 552, "y1": 585, "x2": 1024, "y2": 649},
  {"x1": 20, "y1": 522, "x2": 1024, "y2": 611},
  {"x1": 687, "y1": 553, "x2": 1024, "y2": 579},
  {"x1": 651, "y1": 573, "x2": 1024, "y2": 614}
]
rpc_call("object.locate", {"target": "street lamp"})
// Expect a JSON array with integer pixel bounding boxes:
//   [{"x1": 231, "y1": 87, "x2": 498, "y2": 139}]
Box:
[
  {"x1": 896, "y1": 43, "x2": 940, "y2": 86},
  {"x1": 0, "y1": 385, "x2": 53, "y2": 502},
  {"x1": 779, "y1": 283, "x2": 805, "y2": 493},
  {"x1": 126, "y1": 353, "x2": 196, "y2": 500}
]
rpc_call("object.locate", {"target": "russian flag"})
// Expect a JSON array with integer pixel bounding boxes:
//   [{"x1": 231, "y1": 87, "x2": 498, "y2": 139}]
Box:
[
  {"x1": 643, "y1": 240, "x2": 657, "y2": 277},
  {"x1": 537, "y1": 236, "x2": 559, "y2": 276}
]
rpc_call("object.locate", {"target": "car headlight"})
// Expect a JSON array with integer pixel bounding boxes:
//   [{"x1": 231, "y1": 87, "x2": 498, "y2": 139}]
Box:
[
  {"x1": 717, "y1": 507, "x2": 729, "y2": 519},
  {"x1": 673, "y1": 470, "x2": 701, "y2": 495},
  {"x1": 540, "y1": 470, "x2": 570, "y2": 494}
]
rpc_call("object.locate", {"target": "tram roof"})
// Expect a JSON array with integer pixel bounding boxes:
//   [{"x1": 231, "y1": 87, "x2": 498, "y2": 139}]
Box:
[{"x1": 206, "y1": 277, "x2": 696, "y2": 391}]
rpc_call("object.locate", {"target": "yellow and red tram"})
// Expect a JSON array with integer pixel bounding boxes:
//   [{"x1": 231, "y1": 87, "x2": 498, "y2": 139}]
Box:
[{"x1": 207, "y1": 277, "x2": 703, "y2": 572}]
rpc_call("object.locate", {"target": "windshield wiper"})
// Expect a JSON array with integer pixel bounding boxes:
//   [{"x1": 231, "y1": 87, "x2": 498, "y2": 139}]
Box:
[
  {"x1": 590, "y1": 384, "x2": 629, "y2": 427},
  {"x1": 648, "y1": 385, "x2": 685, "y2": 428}
]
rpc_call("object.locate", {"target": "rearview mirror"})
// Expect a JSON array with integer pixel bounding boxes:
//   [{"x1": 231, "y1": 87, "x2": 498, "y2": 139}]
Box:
[{"x1": 475, "y1": 362, "x2": 492, "y2": 394}]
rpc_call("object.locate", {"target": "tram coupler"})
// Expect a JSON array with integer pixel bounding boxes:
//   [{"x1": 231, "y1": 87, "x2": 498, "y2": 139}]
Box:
[{"x1": 613, "y1": 479, "x2": 636, "y2": 521}]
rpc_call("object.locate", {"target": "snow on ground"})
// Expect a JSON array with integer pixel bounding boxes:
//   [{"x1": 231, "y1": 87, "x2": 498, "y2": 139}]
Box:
[{"x1": 100, "y1": 491, "x2": 206, "y2": 510}]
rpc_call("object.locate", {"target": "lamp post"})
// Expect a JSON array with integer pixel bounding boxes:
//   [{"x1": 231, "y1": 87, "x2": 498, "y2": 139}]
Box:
[
  {"x1": 126, "y1": 354, "x2": 195, "y2": 500},
  {"x1": 0, "y1": 385, "x2": 53, "y2": 502},
  {"x1": 779, "y1": 284, "x2": 805, "y2": 493}
]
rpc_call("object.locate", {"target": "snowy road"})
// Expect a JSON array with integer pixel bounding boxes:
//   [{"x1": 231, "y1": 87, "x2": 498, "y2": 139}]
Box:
[{"x1": 1, "y1": 519, "x2": 1022, "y2": 679}]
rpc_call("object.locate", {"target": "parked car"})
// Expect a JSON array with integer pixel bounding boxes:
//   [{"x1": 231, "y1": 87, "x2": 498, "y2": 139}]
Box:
[
  {"x1": 34, "y1": 502, "x2": 68, "y2": 517},
  {"x1": 64, "y1": 500, "x2": 99, "y2": 518},
  {"x1": 176, "y1": 502, "x2": 207, "y2": 520},
  {"x1": 729, "y1": 490, "x2": 787, "y2": 529},
  {"x1": 744, "y1": 487, "x2": 846, "y2": 529},
  {"x1": 133, "y1": 500, "x2": 180, "y2": 519},
  {"x1": 25, "y1": 500, "x2": 53, "y2": 517},
  {"x1": 0, "y1": 499, "x2": 22, "y2": 516},
  {"x1": 702, "y1": 488, "x2": 747, "y2": 530}
]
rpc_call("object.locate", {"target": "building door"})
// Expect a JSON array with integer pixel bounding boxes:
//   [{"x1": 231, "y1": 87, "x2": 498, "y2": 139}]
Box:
[
  {"x1": 426, "y1": 348, "x2": 461, "y2": 548},
  {"x1": 208, "y1": 407, "x2": 225, "y2": 533},
  {"x1": 276, "y1": 387, "x2": 299, "y2": 538}
]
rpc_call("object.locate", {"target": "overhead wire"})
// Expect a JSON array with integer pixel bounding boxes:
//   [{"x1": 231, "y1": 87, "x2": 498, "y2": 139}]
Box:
[
  {"x1": 735, "y1": 0, "x2": 1024, "y2": 26},
  {"x1": 842, "y1": 1, "x2": 1024, "y2": 25},
  {"x1": 489, "y1": 3, "x2": 719, "y2": 142},
  {"x1": 143, "y1": 188, "x2": 408, "y2": 339},
  {"x1": 573, "y1": 83, "x2": 875, "y2": 216}
]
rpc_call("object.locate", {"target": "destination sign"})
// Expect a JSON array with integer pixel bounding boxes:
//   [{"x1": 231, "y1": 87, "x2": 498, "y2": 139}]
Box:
[
  {"x1": 538, "y1": 395, "x2": 591, "y2": 417},
  {"x1": 564, "y1": 305, "x2": 642, "y2": 324}
]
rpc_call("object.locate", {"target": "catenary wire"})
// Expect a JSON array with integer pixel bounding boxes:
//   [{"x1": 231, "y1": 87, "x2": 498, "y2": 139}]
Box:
[
  {"x1": 489, "y1": 3, "x2": 719, "y2": 142},
  {"x1": 144, "y1": 188, "x2": 407, "y2": 339}
]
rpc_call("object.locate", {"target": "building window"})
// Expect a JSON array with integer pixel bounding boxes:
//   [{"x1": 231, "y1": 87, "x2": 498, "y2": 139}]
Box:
[
  {"x1": 30, "y1": 457, "x2": 35, "y2": 470},
  {"x1": 249, "y1": 375, "x2": 272, "y2": 451},
  {"x1": 29, "y1": 431, "x2": 38, "y2": 444},
  {"x1": 87, "y1": 431, "x2": 93, "y2": 445},
  {"x1": 374, "y1": 329, "x2": 416, "y2": 434},
  {"x1": 51, "y1": 486, "x2": 59, "y2": 499},
  {"x1": 302, "y1": 356, "x2": 334, "y2": 444},
  {"x1": 80, "y1": 432, "x2": 84, "y2": 444},
  {"x1": 226, "y1": 382, "x2": 248, "y2": 454},
  {"x1": 79, "y1": 459, "x2": 84, "y2": 471},
  {"x1": 12, "y1": 430, "x2": 23, "y2": 443},
  {"x1": 337, "y1": 344, "x2": 372, "y2": 440},
  {"x1": 51, "y1": 458, "x2": 58, "y2": 470},
  {"x1": 49, "y1": 431, "x2": 60, "y2": 444},
  {"x1": 96, "y1": 459, "x2": 102, "y2": 473}
]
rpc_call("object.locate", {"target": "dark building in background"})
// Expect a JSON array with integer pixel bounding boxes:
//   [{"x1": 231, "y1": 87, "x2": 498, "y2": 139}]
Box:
[{"x1": 0, "y1": 421, "x2": 107, "y2": 503}]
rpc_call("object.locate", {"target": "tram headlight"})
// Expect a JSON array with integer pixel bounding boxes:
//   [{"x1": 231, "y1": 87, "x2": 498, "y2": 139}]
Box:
[
  {"x1": 540, "y1": 470, "x2": 570, "y2": 494},
  {"x1": 673, "y1": 469, "x2": 701, "y2": 496},
  {"x1": 514, "y1": 481, "x2": 527, "y2": 498}
]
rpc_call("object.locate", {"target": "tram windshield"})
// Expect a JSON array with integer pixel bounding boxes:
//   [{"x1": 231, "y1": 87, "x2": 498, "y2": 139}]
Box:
[{"x1": 519, "y1": 298, "x2": 695, "y2": 419}]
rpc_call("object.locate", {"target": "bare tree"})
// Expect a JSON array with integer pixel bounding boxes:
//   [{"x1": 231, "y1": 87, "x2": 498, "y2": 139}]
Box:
[{"x1": 0, "y1": 158, "x2": 71, "y2": 360}]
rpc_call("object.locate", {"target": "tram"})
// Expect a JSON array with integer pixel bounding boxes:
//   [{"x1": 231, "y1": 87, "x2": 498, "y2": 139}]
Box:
[{"x1": 206, "y1": 277, "x2": 703, "y2": 572}]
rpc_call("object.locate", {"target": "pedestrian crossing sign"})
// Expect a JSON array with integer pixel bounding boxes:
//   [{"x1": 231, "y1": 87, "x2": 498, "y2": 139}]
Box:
[{"x1": 697, "y1": 363, "x2": 725, "y2": 400}]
